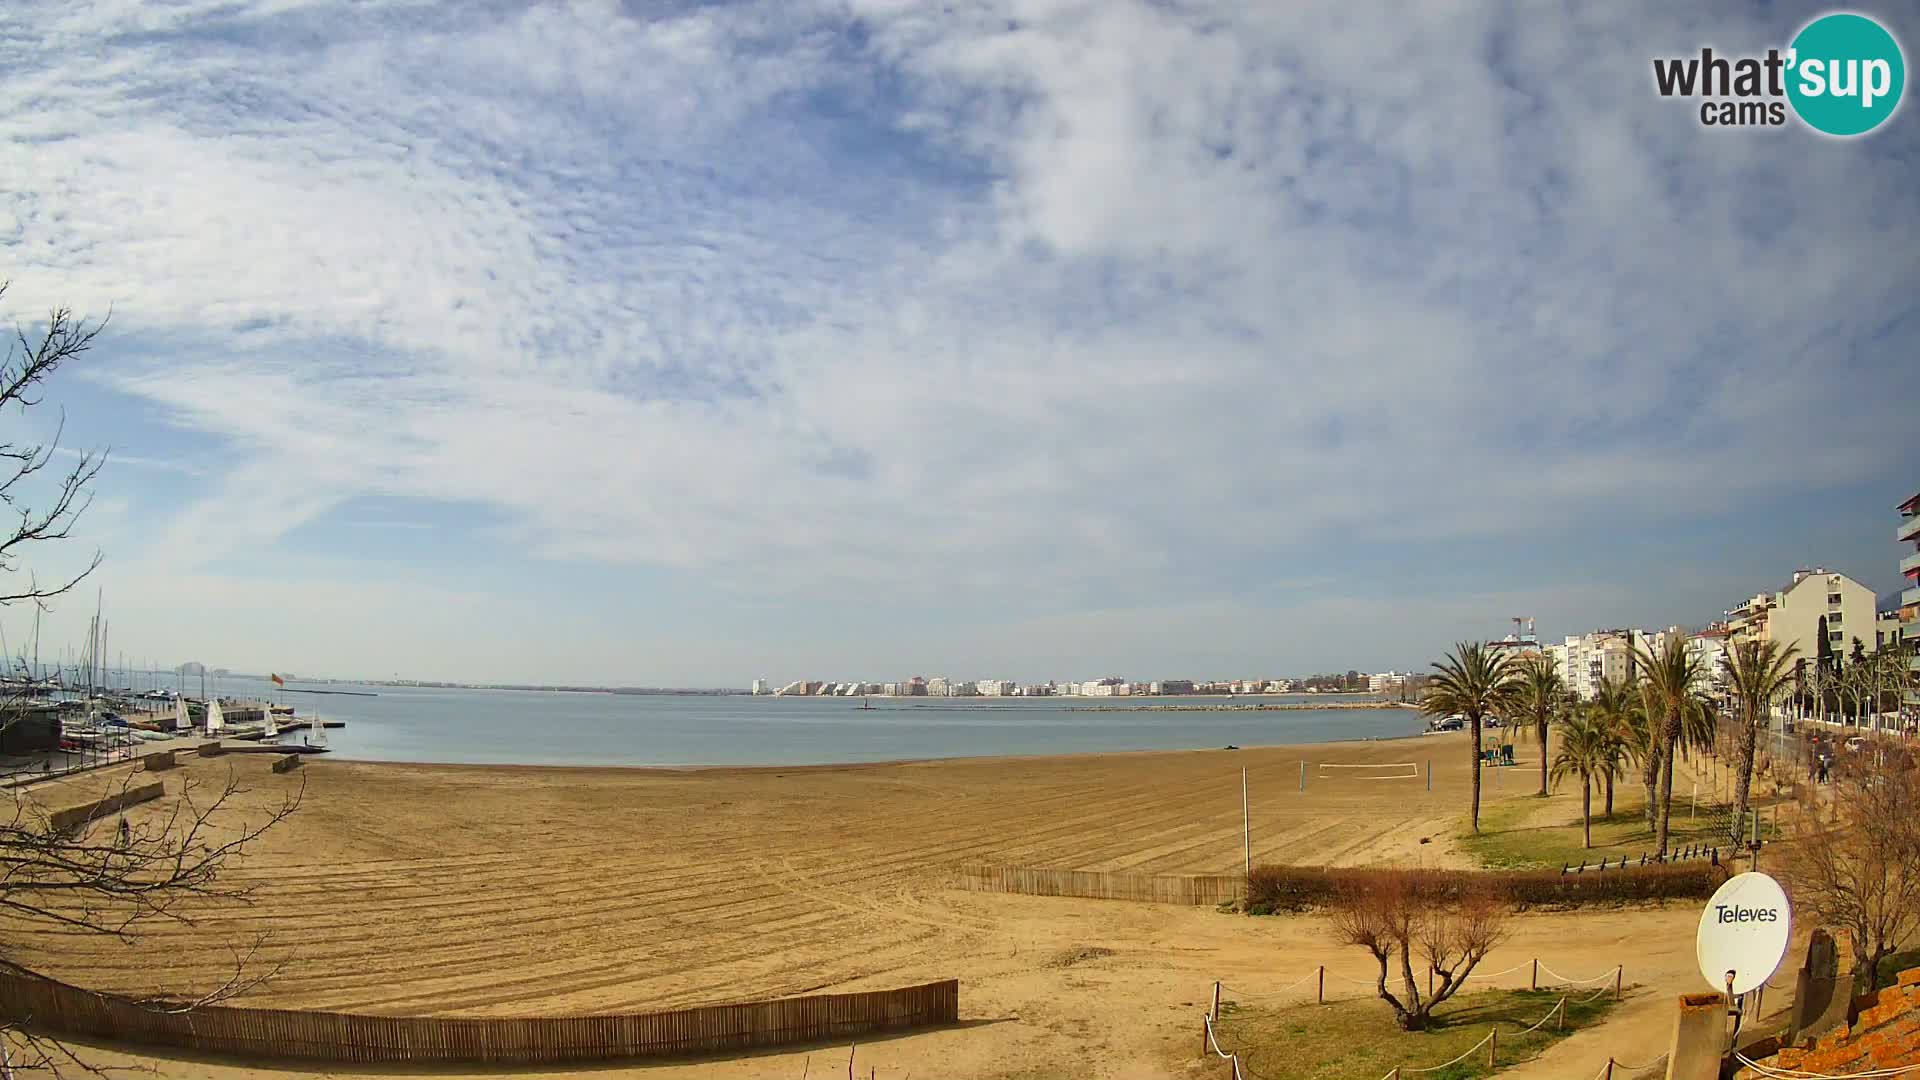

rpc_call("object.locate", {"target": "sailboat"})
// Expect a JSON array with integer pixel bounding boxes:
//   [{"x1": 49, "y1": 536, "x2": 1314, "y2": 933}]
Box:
[
  {"x1": 305, "y1": 712, "x2": 328, "y2": 749},
  {"x1": 173, "y1": 695, "x2": 190, "y2": 733},
  {"x1": 261, "y1": 702, "x2": 278, "y2": 740},
  {"x1": 206, "y1": 697, "x2": 226, "y2": 737}
]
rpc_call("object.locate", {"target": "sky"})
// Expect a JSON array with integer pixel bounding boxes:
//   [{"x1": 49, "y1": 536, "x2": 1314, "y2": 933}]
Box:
[{"x1": 1, "y1": 0, "x2": 1917, "y2": 687}]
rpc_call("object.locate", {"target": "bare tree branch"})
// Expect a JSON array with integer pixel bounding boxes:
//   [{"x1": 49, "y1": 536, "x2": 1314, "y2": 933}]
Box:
[
  {"x1": 0, "y1": 282, "x2": 108, "y2": 612},
  {"x1": 1324, "y1": 871, "x2": 1511, "y2": 1030},
  {"x1": 1779, "y1": 745, "x2": 1920, "y2": 991}
]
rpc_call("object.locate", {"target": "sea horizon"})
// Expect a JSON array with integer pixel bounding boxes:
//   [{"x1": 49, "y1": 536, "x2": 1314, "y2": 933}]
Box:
[{"x1": 193, "y1": 674, "x2": 1429, "y2": 768}]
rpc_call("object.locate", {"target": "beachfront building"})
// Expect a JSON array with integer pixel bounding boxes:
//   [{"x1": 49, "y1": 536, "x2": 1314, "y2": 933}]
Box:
[
  {"x1": 1688, "y1": 627, "x2": 1732, "y2": 696},
  {"x1": 1879, "y1": 611, "x2": 1904, "y2": 653},
  {"x1": 775, "y1": 679, "x2": 807, "y2": 696},
  {"x1": 1725, "y1": 567, "x2": 1880, "y2": 661},
  {"x1": 977, "y1": 680, "x2": 1015, "y2": 697},
  {"x1": 1554, "y1": 631, "x2": 1631, "y2": 700},
  {"x1": 750, "y1": 679, "x2": 768, "y2": 696},
  {"x1": 1900, "y1": 492, "x2": 1920, "y2": 715},
  {"x1": 1544, "y1": 643, "x2": 1569, "y2": 686},
  {"x1": 1550, "y1": 628, "x2": 1680, "y2": 700},
  {"x1": 1368, "y1": 671, "x2": 1411, "y2": 694}
]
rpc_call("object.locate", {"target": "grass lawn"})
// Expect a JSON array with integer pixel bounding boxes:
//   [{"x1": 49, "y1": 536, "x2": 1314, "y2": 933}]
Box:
[
  {"x1": 1204, "y1": 986, "x2": 1624, "y2": 1080},
  {"x1": 1460, "y1": 783, "x2": 1787, "y2": 872}
]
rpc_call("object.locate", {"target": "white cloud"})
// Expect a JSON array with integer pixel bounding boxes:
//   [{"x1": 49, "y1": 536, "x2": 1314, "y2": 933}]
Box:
[{"x1": 2, "y1": 0, "x2": 1916, "y2": 680}]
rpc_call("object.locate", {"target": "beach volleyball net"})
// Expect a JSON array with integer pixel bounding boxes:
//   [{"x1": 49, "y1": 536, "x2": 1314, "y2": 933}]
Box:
[{"x1": 1314, "y1": 761, "x2": 1420, "y2": 781}]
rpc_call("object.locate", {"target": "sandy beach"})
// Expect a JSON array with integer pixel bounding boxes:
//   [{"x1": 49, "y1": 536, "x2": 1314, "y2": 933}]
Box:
[{"x1": 8, "y1": 735, "x2": 1717, "y2": 1078}]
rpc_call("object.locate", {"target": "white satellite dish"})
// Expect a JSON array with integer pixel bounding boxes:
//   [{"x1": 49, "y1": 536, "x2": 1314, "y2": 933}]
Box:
[{"x1": 1696, "y1": 871, "x2": 1791, "y2": 996}]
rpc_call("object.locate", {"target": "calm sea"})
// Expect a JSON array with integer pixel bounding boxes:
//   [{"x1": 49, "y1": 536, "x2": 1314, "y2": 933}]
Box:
[{"x1": 176, "y1": 675, "x2": 1424, "y2": 767}]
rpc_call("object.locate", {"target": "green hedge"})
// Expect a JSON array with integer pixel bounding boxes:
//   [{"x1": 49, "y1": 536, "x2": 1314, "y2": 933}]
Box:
[{"x1": 1244, "y1": 861, "x2": 1726, "y2": 914}]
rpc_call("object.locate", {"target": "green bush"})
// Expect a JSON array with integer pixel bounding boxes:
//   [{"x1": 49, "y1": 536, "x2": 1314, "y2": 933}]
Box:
[{"x1": 1244, "y1": 861, "x2": 1725, "y2": 914}]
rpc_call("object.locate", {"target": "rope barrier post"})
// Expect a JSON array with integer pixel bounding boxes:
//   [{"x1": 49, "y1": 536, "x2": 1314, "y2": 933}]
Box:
[
  {"x1": 1557, "y1": 996, "x2": 1565, "y2": 1031},
  {"x1": 1487, "y1": 1026, "x2": 1497, "y2": 1068},
  {"x1": 1299, "y1": 759, "x2": 1305, "y2": 792},
  {"x1": 1531, "y1": 958, "x2": 1538, "y2": 991},
  {"x1": 1604, "y1": 1059, "x2": 1613, "y2": 1080},
  {"x1": 1211, "y1": 981, "x2": 1221, "y2": 1022},
  {"x1": 1614, "y1": 965, "x2": 1622, "y2": 1001},
  {"x1": 1317, "y1": 965, "x2": 1324, "y2": 1004},
  {"x1": 1201, "y1": 1016, "x2": 1208, "y2": 1057}
]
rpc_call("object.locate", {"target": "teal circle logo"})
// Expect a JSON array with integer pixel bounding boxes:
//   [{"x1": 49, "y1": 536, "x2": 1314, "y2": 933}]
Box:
[{"x1": 1787, "y1": 13, "x2": 1906, "y2": 136}]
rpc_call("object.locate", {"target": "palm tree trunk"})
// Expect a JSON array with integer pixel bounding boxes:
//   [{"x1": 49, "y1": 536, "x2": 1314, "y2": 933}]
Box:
[
  {"x1": 1582, "y1": 777, "x2": 1592, "y2": 848},
  {"x1": 1731, "y1": 712, "x2": 1758, "y2": 846},
  {"x1": 1604, "y1": 773, "x2": 1615, "y2": 817},
  {"x1": 1469, "y1": 715, "x2": 1483, "y2": 833},
  {"x1": 1655, "y1": 711, "x2": 1678, "y2": 856},
  {"x1": 1642, "y1": 747, "x2": 1660, "y2": 831},
  {"x1": 1536, "y1": 717, "x2": 1548, "y2": 796}
]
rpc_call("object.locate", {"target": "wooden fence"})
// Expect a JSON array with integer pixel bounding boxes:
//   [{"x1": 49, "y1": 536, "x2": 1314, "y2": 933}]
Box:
[
  {"x1": 956, "y1": 863, "x2": 1243, "y2": 906},
  {"x1": 0, "y1": 968, "x2": 959, "y2": 1064}
]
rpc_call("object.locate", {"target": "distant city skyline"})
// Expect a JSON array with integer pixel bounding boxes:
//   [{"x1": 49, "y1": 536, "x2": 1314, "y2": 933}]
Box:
[{"x1": 3, "y1": 1, "x2": 1915, "y2": 686}]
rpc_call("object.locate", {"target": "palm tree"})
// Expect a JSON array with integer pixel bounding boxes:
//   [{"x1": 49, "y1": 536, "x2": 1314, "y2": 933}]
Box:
[
  {"x1": 1634, "y1": 635, "x2": 1707, "y2": 857},
  {"x1": 1628, "y1": 680, "x2": 1663, "y2": 830},
  {"x1": 1512, "y1": 655, "x2": 1565, "y2": 797},
  {"x1": 1588, "y1": 677, "x2": 1640, "y2": 818},
  {"x1": 1551, "y1": 709, "x2": 1619, "y2": 848},
  {"x1": 1721, "y1": 639, "x2": 1798, "y2": 846},
  {"x1": 1423, "y1": 642, "x2": 1521, "y2": 833}
]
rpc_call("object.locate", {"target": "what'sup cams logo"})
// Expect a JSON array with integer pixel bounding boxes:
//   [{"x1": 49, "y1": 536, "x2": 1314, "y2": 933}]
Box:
[{"x1": 1653, "y1": 12, "x2": 1906, "y2": 135}]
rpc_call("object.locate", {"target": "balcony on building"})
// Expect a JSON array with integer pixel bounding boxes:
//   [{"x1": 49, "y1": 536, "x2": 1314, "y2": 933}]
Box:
[{"x1": 1904, "y1": 549, "x2": 1920, "y2": 578}]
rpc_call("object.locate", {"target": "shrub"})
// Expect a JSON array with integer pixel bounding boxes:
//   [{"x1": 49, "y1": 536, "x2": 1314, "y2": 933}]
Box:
[{"x1": 1245, "y1": 861, "x2": 1725, "y2": 914}]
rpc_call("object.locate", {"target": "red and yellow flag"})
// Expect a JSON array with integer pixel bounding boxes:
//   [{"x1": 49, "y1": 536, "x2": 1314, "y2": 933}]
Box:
[{"x1": 270, "y1": 673, "x2": 285, "y2": 686}]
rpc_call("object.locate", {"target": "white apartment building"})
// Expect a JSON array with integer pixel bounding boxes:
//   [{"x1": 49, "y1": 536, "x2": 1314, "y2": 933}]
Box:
[
  {"x1": 1687, "y1": 630, "x2": 1730, "y2": 696},
  {"x1": 1552, "y1": 629, "x2": 1670, "y2": 700},
  {"x1": 750, "y1": 679, "x2": 768, "y2": 696},
  {"x1": 1368, "y1": 671, "x2": 1411, "y2": 693}
]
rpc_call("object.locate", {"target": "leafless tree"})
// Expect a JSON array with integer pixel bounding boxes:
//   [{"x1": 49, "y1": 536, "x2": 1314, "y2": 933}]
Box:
[
  {"x1": 0, "y1": 282, "x2": 108, "y2": 615},
  {"x1": 0, "y1": 284, "x2": 302, "y2": 1075},
  {"x1": 1778, "y1": 746, "x2": 1920, "y2": 991},
  {"x1": 1324, "y1": 871, "x2": 1511, "y2": 1030}
]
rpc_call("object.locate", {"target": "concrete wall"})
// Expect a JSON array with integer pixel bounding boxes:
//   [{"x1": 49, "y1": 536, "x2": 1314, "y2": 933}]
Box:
[
  {"x1": 47, "y1": 780, "x2": 165, "y2": 832},
  {"x1": 1736, "y1": 966, "x2": 1920, "y2": 1077}
]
